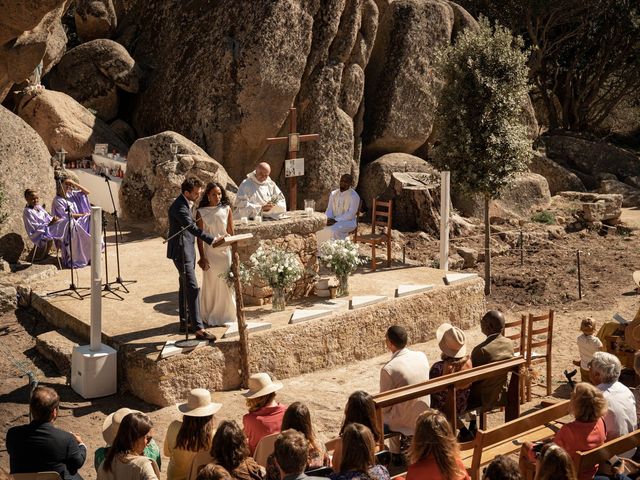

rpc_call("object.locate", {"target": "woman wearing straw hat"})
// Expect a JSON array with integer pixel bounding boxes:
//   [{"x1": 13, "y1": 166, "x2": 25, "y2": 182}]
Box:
[
  {"x1": 97, "y1": 412, "x2": 159, "y2": 480},
  {"x1": 242, "y1": 373, "x2": 287, "y2": 454},
  {"x1": 95, "y1": 408, "x2": 162, "y2": 473},
  {"x1": 164, "y1": 389, "x2": 222, "y2": 480},
  {"x1": 429, "y1": 323, "x2": 473, "y2": 437}
]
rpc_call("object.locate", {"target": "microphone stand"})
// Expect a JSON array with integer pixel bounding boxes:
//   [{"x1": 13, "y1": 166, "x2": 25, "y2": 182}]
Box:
[
  {"x1": 101, "y1": 173, "x2": 136, "y2": 293},
  {"x1": 48, "y1": 203, "x2": 90, "y2": 299},
  {"x1": 164, "y1": 222, "x2": 202, "y2": 348},
  {"x1": 101, "y1": 210, "x2": 123, "y2": 300}
]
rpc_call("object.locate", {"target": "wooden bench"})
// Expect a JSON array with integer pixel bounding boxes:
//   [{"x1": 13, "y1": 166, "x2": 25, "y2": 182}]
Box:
[
  {"x1": 575, "y1": 428, "x2": 640, "y2": 476},
  {"x1": 372, "y1": 357, "x2": 527, "y2": 450},
  {"x1": 463, "y1": 399, "x2": 571, "y2": 480}
]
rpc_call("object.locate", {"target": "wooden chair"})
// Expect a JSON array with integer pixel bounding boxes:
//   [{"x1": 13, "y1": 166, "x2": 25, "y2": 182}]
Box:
[
  {"x1": 525, "y1": 310, "x2": 555, "y2": 402},
  {"x1": 12, "y1": 473, "x2": 62, "y2": 480},
  {"x1": 463, "y1": 400, "x2": 571, "y2": 480},
  {"x1": 503, "y1": 315, "x2": 527, "y2": 403},
  {"x1": 354, "y1": 198, "x2": 393, "y2": 271},
  {"x1": 253, "y1": 431, "x2": 279, "y2": 467}
]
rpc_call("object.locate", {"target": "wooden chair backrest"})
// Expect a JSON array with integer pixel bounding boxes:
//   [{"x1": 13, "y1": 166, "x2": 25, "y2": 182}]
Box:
[
  {"x1": 576, "y1": 428, "x2": 640, "y2": 473},
  {"x1": 526, "y1": 310, "x2": 554, "y2": 359},
  {"x1": 504, "y1": 315, "x2": 527, "y2": 356},
  {"x1": 351, "y1": 198, "x2": 364, "y2": 239},
  {"x1": 253, "y1": 432, "x2": 280, "y2": 467},
  {"x1": 469, "y1": 400, "x2": 571, "y2": 478},
  {"x1": 371, "y1": 198, "x2": 392, "y2": 236},
  {"x1": 372, "y1": 357, "x2": 525, "y2": 448},
  {"x1": 12, "y1": 473, "x2": 62, "y2": 480}
]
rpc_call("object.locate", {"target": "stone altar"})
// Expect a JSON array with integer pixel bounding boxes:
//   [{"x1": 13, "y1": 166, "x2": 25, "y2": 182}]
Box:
[{"x1": 233, "y1": 211, "x2": 326, "y2": 305}]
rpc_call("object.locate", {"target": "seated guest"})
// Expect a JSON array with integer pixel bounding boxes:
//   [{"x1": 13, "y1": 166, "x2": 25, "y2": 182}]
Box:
[
  {"x1": 316, "y1": 174, "x2": 360, "y2": 247},
  {"x1": 235, "y1": 162, "x2": 286, "y2": 219},
  {"x1": 97, "y1": 411, "x2": 159, "y2": 480},
  {"x1": 6, "y1": 386, "x2": 86, "y2": 480},
  {"x1": 242, "y1": 373, "x2": 287, "y2": 455},
  {"x1": 380, "y1": 325, "x2": 430, "y2": 455},
  {"x1": 468, "y1": 310, "x2": 513, "y2": 417},
  {"x1": 332, "y1": 391, "x2": 383, "y2": 472},
  {"x1": 190, "y1": 420, "x2": 264, "y2": 480},
  {"x1": 196, "y1": 464, "x2": 233, "y2": 480},
  {"x1": 482, "y1": 455, "x2": 522, "y2": 480},
  {"x1": 52, "y1": 177, "x2": 92, "y2": 268},
  {"x1": 330, "y1": 423, "x2": 390, "y2": 480},
  {"x1": 95, "y1": 407, "x2": 162, "y2": 472},
  {"x1": 274, "y1": 429, "x2": 327, "y2": 480},
  {"x1": 165, "y1": 389, "x2": 221, "y2": 480},
  {"x1": 521, "y1": 382, "x2": 606, "y2": 480},
  {"x1": 406, "y1": 410, "x2": 470, "y2": 480},
  {"x1": 590, "y1": 352, "x2": 638, "y2": 457},
  {"x1": 573, "y1": 317, "x2": 602, "y2": 383},
  {"x1": 266, "y1": 402, "x2": 329, "y2": 480},
  {"x1": 533, "y1": 444, "x2": 577, "y2": 480},
  {"x1": 429, "y1": 323, "x2": 473, "y2": 438},
  {"x1": 22, "y1": 188, "x2": 63, "y2": 257}
]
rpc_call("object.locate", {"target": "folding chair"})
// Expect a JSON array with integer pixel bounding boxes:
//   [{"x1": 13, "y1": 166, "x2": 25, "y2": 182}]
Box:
[{"x1": 525, "y1": 310, "x2": 555, "y2": 401}]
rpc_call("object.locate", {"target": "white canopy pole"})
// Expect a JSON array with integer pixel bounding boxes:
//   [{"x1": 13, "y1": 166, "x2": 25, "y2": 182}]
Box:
[
  {"x1": 439, "y1": 171, "x2": 451, "y2": 272},
  {"x1": 90, "y1": 206, "x2": 102, "y2": 351}
]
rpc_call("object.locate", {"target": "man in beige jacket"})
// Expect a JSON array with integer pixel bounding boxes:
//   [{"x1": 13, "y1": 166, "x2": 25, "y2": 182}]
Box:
[{"x1": 380, "y1": 325, "x2": 430, "y2": 457}]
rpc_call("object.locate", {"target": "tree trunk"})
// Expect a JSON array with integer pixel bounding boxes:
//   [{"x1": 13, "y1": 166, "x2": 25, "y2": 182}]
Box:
[{"x1": 484, "y1": 195, "x2": 491, "y2": 296}]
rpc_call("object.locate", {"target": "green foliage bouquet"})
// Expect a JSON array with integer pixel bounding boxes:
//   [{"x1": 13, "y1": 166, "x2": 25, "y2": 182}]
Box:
[
  {"x1": 249, "y1": 245, "x2": 303, "y2": 290},
  {"x1": 319, "y1": 239, "x2": 363, "y2": 277}
]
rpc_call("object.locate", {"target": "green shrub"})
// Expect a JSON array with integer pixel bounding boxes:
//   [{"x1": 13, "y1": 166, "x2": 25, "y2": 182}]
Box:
[{"x1": 531, "y1": 211, "x2": 556, "y2": 224}]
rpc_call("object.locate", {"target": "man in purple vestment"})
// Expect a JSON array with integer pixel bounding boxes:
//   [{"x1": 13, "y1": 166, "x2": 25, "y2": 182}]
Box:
[
  {"x1": 52, "y1": 178, "x2": 93, "y2": 268},
  {"x1": 22, "y1": 189, "x2": 63, "y2": 257}
]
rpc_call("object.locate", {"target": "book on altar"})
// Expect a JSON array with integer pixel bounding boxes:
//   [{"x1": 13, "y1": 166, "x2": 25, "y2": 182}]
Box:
[{"x1": 215, "y1": 233, "x2": 254, "y2": 246}]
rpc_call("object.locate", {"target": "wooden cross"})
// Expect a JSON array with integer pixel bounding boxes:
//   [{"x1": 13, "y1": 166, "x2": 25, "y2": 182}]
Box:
[{"x1": 266, "y1": 106, "x2": 319, "y2": 210}]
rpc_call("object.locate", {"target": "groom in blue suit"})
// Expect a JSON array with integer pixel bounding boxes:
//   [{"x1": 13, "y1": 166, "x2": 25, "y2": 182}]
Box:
[{"x1": 167, "y1": 178, "x2": 218, "y2": 341}]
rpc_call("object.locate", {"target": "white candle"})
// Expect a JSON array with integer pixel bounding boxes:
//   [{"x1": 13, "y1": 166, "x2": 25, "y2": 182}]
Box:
[
  {"x1": 254, "y1": 216, "x2": 262, "y2": 223},
  {"x1": 241, "y1": 217, "x2": 248, "y2": 224},
  {"x1": 305, "y1": 207, "x2": 314, "y2": 215}
]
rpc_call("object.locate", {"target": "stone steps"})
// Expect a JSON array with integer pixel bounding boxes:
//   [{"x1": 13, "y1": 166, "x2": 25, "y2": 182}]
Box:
[{"x1": 34, "y1": 329, "x2": 82, "y2": 377}]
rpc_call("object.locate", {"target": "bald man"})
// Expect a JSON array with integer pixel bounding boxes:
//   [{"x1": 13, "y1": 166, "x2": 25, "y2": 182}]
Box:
[{"x1": 234, "y1": 162, "x2": 287, "y2": 219}]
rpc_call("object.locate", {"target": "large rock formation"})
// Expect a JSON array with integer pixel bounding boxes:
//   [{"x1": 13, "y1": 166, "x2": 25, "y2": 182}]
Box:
[
  {"x1": 121, "y1": 131, "x2": 237, "y2": 235},
  {"x1": 16, "y1": 89, "x2": 128, "y2": 160},
  {"x1": 0, "y1": 106, "x2": 56, "y2": 262},
  {"x1": 358, "y1": 152, "x2": 436, "y2": 210},
  {"x1": 528, "y1": 150, "x2": 585, "y2": 195},
  {"x1": 541, "y1": 133, "x2": 640, "y2": 179},
  {"x1": 74, "y1": 0, "x2": 117, "y2": 41},
  {"x1": 0, "y1": 0, "x2": 69, "y2": 101},
  {"x1": 453, "y1": 173, "x2": 552, "y2": 219},
  {"x1": 598, "y1": 179, "x2": 640, "y2": 208},
  {"x1": 118, "y1": 0, "x2": 380, "y2": 209},
  {"x1": 48, "y1": 39, "x2": 141, "y2": 121}
]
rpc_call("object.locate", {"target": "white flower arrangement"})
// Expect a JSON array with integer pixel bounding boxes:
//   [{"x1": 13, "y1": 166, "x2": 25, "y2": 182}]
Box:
[
  {"x1": 218, "y1": 263, "x2": 250, "y2": 288},
  {"x1": 319, "y1": 238, "x2": 363, "y2": 277},
  {"x1": 249, "y1": 245, "x2": 303, "y2": 289}
]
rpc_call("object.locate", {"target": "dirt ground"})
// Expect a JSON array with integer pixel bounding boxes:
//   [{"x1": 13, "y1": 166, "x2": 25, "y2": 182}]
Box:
[{"x1": 1, "y1": 208, "x2": 640, "y2": 480}]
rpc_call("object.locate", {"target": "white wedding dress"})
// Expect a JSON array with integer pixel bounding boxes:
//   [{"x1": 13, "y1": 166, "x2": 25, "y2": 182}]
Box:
[{"x1": 198, "y1": 205, "x2": 237, "y2": 326}]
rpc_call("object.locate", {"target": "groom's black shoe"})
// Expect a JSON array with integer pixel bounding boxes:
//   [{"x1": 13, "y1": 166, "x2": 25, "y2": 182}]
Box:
[{"x1": 195, "y1": 330, "x2": 217, "y2": 342}]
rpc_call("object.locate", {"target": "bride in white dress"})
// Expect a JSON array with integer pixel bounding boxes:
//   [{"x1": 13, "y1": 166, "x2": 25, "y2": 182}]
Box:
[{"x1": 196, "y1": 182, "x2": 237, "y2": 326}]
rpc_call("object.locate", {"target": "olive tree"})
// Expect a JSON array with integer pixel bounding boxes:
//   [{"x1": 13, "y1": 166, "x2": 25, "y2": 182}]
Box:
[{"x1": 432, "y1": 18, "x2": 532, "y2": 295}]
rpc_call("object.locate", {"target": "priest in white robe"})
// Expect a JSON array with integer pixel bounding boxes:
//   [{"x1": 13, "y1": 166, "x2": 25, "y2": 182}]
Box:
[
  {"x1": 317, "y1": 174, "x2": 360, "y2": 247},
  {"x1": 234, "y1": 162, "x2": 287, "y2": 219}
]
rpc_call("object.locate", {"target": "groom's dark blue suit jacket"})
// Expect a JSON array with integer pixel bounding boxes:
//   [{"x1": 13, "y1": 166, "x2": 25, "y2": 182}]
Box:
[{"x1": 167, "y1": 194, "x2": 214, "y2": 262}]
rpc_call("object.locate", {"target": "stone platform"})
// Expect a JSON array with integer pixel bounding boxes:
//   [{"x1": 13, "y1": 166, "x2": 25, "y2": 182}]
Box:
[{"x1": 28, "y1": 223, "x2": 486, "y2": 406}]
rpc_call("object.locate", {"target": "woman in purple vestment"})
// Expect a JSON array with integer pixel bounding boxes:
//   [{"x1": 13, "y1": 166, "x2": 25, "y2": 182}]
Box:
[
  {"x1": 52, "y1": 178, "x2": 92, "y2": 268},
  {"x1": 22, "y1": 189, "x2": 64, "y2": 254}
]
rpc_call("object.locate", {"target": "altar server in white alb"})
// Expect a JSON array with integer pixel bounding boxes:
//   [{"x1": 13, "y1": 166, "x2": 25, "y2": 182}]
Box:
[
  {"x1": 317, "y1": 174, "x2": 360, "y2": 247},
  {"x1": 234, "y1": 162, "x2": 286, "y2": 219}
]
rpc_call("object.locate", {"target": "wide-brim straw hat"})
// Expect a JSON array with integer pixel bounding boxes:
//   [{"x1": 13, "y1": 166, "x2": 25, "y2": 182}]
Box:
[
  {"x1": 103, "y1": 408, "x2": 139, "y2": 444},
  {"x1": 436, "y1": 323, "x2": 467, "y2": 359},
  {"x1": 176, "y1": 389, "x2": 223, "y2": 417},
  {"x1": 242, "y1": 373, "x2": 283, "y2": 399}
]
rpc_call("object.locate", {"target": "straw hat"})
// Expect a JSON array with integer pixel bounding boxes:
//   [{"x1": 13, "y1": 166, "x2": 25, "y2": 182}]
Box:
[
  {"x1": 436, "y1": 323, "x2": 467, "y2": 359},
  {"x1": 242, "y1": 373, "x2": 283, "y2": 399},
  {"x1": 176, "y1": 389, "x2": 222, "y2": 417},
  {"x1": 102, "y1": 408, "x2": 139, "y2": 445}
]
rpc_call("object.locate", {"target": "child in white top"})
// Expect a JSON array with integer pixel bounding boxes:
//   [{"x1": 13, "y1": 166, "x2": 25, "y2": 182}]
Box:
[{"x1": 573, "y1": 317, "x2": 602, "y2": 382}]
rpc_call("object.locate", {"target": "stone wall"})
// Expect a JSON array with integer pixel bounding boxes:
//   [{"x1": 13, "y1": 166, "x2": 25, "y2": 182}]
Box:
[
  {"x1": 123, "y1": 277, "x2": 485, "y2": 406},
  {"x1": 233, "y1": 212, "x2": 325, "y2": 305}
]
